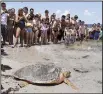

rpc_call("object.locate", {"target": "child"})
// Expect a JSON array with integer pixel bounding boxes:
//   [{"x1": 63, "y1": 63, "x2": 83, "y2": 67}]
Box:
[{"x1": 40, "y1": 18, "x2": 49, "y2": 45}]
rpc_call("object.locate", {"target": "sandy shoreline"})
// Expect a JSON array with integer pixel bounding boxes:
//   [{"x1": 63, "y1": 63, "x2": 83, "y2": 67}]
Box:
[{"x1": 1, "y1": 41, "x2": 102, "y2": 93}]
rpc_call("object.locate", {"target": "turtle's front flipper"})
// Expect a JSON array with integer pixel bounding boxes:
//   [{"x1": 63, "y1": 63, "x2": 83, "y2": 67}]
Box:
[
  {"x1": 19, "y1": 81, "x2": 29, "y2": 88},
  {"x1": 64, "y1": 78, "x2": 79, "y2": 90}
]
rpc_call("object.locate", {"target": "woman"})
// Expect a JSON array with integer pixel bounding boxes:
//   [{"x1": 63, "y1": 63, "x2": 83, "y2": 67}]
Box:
[
  {"x1": 25, "y1": 14, "x2": 34, "y2": 47},
  {"x1": 7, "y1": 8, "x2": 16, "y2": 45},
  {"x1": 23, "y1": 7, "x2": 29, "y2": 44},
  {"x1": 33, "y1": 14, "x2": 40, "y2": 45},
  {"x1": 12, "y1": 8, "x2": 27, "y2": 48},
  {"x1": 40, "y1": 18, "x2": 49, "y2": 45}
]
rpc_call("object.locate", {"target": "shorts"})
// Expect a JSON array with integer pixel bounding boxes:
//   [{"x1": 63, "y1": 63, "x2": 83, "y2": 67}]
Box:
[{"x1": 26, "y1": 28, "x2": 32, "y2": 32}]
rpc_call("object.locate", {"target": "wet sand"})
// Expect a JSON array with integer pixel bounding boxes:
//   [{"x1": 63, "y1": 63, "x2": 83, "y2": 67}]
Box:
[{"x1": 1, "y1": 40, "x2": 102, "y2": 93}]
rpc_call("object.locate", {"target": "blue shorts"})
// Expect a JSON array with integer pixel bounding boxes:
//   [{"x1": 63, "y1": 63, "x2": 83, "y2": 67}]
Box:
[{"x1": 25, "y1": 28, "x2": 32, "y2": 32}]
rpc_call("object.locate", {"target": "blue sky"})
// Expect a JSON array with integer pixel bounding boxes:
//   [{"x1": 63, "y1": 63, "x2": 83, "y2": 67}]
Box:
[{"x1": 5, "y1": 2, "x2": 102, "y2": 24}]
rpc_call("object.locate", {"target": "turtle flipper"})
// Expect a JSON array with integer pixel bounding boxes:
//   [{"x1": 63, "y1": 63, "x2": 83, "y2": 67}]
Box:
[
  {"x1": 64, "y1": 78, "x2": 79, "y2": 90},
  {"x1": 19, "y1": 81, "x2": 29, "y2": 88}
]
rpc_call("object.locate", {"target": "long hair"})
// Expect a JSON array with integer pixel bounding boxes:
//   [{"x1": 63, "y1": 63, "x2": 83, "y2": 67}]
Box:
[{"x1": 18, "y1": 8, "x2": 23, "y2": 16}]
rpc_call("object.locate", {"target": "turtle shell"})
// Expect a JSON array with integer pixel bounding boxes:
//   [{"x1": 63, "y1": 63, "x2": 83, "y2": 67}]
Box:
[{"x1": 13, "y1": 63, "x2": 62, "y2": 84}]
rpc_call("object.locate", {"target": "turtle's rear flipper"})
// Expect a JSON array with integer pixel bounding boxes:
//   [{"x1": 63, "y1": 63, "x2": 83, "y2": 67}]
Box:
[
  {"x1": 64, "y1": 78, "x2": 79, "y2": 90},
  {"x1": 18, "y1": 81, "x2": 29, "y2": 88}
]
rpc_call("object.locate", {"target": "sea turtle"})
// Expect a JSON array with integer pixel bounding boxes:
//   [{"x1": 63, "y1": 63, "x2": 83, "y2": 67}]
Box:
[{"x1": 13, "y1": 63, "x2": 79, "y2": 90}]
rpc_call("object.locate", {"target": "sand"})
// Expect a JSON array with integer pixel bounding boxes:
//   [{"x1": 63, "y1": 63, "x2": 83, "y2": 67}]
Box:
[{"x1": 1, "y1": 40, "x2": 102, "y2": 93}]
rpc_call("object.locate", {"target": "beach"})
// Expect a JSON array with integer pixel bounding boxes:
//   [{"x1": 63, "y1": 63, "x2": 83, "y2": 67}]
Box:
[{"x1": 1, "y1": 40, "x2": 102, "y2": 93}]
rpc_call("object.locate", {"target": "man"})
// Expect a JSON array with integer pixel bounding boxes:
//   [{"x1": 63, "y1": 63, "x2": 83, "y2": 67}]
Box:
[
  {"x1": 64, "y1": 14, "x2": 72, "y2": 45},
  {"x1": 52, "y1": 18, "x2": 60, "y2": 44},
  {"x1": 70, "y1": 15, "x2": 79, "y2": 43},
  {"x1": 1, "y1": 2, "x2": 8, "y2": 45},
  {"x1": 44, "y1": 10, "x2": 50, "y2": 42},
  {"x1": 59, "y1": 15, "x2": 66, "y2": 41}
]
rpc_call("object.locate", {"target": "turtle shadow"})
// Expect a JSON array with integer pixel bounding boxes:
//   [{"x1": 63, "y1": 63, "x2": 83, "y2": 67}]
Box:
[
  {"x1": 1, "y1": 49, "x2": 8, "y2": 56},
  {"x1": 73, "y1": 68, "x2": 89, "y2": 73},
  {"x1": 32, "y1": 83, "x2": 58, "y2": 86},
  {"x1": 14, "y1": 78, "x2": 58, "y2": 86},
  {"x1": 1, "y1": 64, "x2": 12, "y2": 72}
]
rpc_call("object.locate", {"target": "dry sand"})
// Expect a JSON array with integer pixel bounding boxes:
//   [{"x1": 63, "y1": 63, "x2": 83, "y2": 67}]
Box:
[{"x1": 1, "y1": 40, "x2": 102, "y2": 93}]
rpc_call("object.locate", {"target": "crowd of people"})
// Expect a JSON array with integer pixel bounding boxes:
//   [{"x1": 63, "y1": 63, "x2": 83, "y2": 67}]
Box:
[{"x1": 1, "y1": 2, "x2": 102, "y2": 48}]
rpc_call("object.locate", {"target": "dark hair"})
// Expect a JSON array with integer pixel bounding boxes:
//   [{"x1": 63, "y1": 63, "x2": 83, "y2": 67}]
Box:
[
  {"x1": 30, "y1": 8, "x2": 34, "y2": 11},
  {"x1": 62, "y1": 15, "x2": 66, "y2": 19},
  {"x1": 45, "y1": 10, "x2": 49, "y2": 13},
  {"x1": 1, "y1": 2, "x2": 6, "y2": 5},
  {"x1": 18, "y1": 8, "x2": 23, "y2": 16},
  {"x1": 35, "y1": 14, "x2": 39, "y2": 18},
  {"x1": 23, "y1": 7, "x2": 28, "y2": 11}
]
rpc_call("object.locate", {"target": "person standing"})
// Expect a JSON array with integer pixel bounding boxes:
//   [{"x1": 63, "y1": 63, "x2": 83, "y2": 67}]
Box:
[
  {"x1": 1, "y1": 2, "x2": 8, "y2": 45},
  {"x1": 7, "y1": 8, "x2": 16, "y2": 45},
  {"x1": 23, "y1": 7, "x2": 29, "y2": 44},
  {"x1": 12, "y1": 8, "x2": 27, "y2": 48}
]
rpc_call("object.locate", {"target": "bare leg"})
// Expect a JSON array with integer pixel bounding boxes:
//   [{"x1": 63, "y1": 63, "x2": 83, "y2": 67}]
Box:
[
  {"x1": 29, "y1": 32, "x2": 32, "y2": 47},
  {"x1": 20, "y1": 29, "x2": 24, "y2": 47},
  {"x1": 31, "y1": 31, "x2": 34, "y2": 45},
  {"x1": 13, "y1": 27, "x2": 21, "y2": 48},
  {"x1": 26, "y1": 32, "x2": 29, "y2": 47},
  {"x1": 24, "y1": 29, "x2": 27, "y2": 44},
  {"x1": 35, "y1": 30, "x2": 38, "y2": 44},
  {"x1": 41, "y1": 32, "x2": 44, "y2": 45},
  {"x1": 44, "y1": 31, "x2": 47, "y2": 44}
]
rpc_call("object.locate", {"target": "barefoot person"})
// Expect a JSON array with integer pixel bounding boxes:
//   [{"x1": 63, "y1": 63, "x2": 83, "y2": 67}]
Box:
[
  {"x1": 7, "y1": 8, "x2": 16, "y2": 45},
  {"x1": 23, "y1": 7, "x2": 29, "y2": 44},
  {"x1": 78, "y1": 21, "x2": 85, "y2": 44},
  {"x1": 40, "y1": 18, "x2": 49, "y2": 45},
  {"x1": 33, "y1": 14, "x2": 40, "y2": 44},
  {"x1": 64, "y1": 14, "x2": 72, "y2": 45},
  {"x1": 1, "y1": 2, "x2": 8, "y2": 45},
  {"x1": 27, "y1": 8, "x2": 35, "y2": 45},
  {"x1": 71, "y1": 15, "x2": 78, "y2": 43},
  {"x1": 44, "y1": 10, "x2": 50, "y2": 42},
  {"x1": 52, "y1": 18, "x2": 60, "y2": 44},
  {"x1": 59, "y1": 15, "x2": 66, "y2": 41},
  {"x1": 12, "y1": 8, "x2": 27, "y2": 48},
  {"x1": 25, "y1": 13, "x2": 34, "y2": 47},
  {"x1": 50, "y1": 14, "x2": 56, "y2": 42}
]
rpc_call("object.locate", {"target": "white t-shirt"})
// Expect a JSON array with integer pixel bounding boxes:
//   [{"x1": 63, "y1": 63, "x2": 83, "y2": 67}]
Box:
[{"x1": 1, "y1": 13, "x2": 8, "y2": 25}]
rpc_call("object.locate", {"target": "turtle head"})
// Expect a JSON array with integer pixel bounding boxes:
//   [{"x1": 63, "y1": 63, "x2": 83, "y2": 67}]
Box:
[{"x1": 63, "y1": 71, "x2": 71, "y2": 78}]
